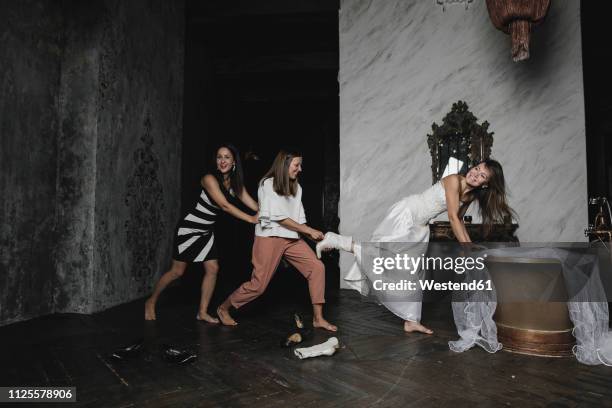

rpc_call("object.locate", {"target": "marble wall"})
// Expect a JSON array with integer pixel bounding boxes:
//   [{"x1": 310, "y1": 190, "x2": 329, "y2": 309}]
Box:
[{"x1": 339, "y1": 0, "x2": 587, "y2": 280}]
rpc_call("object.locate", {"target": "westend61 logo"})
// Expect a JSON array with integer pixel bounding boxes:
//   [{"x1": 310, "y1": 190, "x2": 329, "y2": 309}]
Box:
[{"x1": 372, "y1": 254, "x2": 487, "y2": 275}]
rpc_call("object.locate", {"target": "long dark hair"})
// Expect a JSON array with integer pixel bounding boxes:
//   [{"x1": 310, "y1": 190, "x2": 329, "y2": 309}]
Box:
[
  {"x1": 209, "y1": 143, "x2": 244, "y2": 195},
  {"x1": 261, "y1": 149, "x2": 302, "y2": 197},
  {"x1": 465, "y1": 159, "x2": 517, "y2": 235}
]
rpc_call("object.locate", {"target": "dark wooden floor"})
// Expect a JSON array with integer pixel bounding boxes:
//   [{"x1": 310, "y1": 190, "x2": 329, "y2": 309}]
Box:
[{"x1": 1, "y1": 290, "x2": 612, "y2": 408}]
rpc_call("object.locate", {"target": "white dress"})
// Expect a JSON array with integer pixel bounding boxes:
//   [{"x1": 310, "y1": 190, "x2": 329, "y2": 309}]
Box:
[{"x1": 344, "y1": 180, "x2": 449, "y2": 322}]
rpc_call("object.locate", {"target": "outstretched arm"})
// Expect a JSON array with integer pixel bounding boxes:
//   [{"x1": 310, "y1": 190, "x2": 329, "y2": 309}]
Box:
[
  {"x1": 202, "y1": 175, "x2": 257, "y2": 224},
  {"x1": 278, "y1": 218, "x2": 324, "y2": 242},
  {"x1": 239, "y1": 188, "x2": 259, "y2": 212},
  {"x1": 442, "y1": 175, "x2": 471, "y2": 243}
]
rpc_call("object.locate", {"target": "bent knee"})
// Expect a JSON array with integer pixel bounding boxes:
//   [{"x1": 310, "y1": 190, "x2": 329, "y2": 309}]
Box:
[
  {"x1": 311, "y1": 260, "x2": 325, "y2": 276},
  {"x1": 171, "y1": 265, "x2": 186, "y2": 278},
  {"x1": 249, "y1": 283, "x2": 266, "y2": 295}
]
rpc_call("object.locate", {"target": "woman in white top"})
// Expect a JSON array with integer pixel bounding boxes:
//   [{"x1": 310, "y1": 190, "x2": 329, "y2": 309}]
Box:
[{"x1": 217, "y1": 149, "x2": 337, "y2": 332}]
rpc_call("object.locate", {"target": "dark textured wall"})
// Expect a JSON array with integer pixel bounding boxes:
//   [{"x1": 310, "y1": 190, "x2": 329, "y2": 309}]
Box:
[
  {"x1": 0, "y1": 0, "x2": 184, "y2": 326},
  {"x1": 55, "y1": 0, "x2": 102, "y2": 314},
  {"x1": 92, "y1": 0, "x2": 183, "y2": 311},
  {"x1": 0, "y1": 1, "x2": 63, "y2": 325}
]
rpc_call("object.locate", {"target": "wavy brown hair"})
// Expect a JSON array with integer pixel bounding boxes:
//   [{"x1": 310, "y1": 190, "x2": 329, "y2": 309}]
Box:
[
  {"x1": 261, "y1": 149, "x2": 302, "y2": 197},
  {"x1": 465, "y1": 159, "x2": 517, "y2": 236}
]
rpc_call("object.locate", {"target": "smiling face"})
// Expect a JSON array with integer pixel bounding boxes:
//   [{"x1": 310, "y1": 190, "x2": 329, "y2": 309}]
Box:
[
  {"x1": 287, "y1": 157, "x2": 303, "y2": 180},
  {"x1": 466, "y1": 162, "x2": 491, "y2": 188},
  {"x1": 216, "y1": 147, "x2": 234, "y2": 174}
]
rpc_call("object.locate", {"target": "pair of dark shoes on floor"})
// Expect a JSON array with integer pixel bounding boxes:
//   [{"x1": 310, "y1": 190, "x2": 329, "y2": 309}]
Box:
[{"x1": 110, "y1": 340, "x2": 196, "y2": 365}]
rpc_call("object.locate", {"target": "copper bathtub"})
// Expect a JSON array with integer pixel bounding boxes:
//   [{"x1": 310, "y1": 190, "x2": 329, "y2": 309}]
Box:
[{"x1": 487, "y1": 256, "x2": 575, "y2": 357}]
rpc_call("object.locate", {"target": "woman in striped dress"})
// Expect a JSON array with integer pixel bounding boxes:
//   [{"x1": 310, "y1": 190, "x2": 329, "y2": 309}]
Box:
[{"x1": 145, "y1": 144, "x2": 259, "y2": 322}]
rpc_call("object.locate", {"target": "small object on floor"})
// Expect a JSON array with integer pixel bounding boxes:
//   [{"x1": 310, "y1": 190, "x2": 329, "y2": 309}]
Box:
[
  {"x1": 110, "y1": 340, "x2": 143, "y2": 361},
  {"x1": 293, "y1": 312, "x2": 304, "y2": 329},
  {"x1": 280, "y1": 312, "x2": 312, "y2": 347},
  {"x1": 162, "y1": 345, "x2": 197, "y2": 364},
  {"x1": 281, "y1": 332, "x2": 303, "y2": 348},
  {"x1": 294, "y1": 337, "x2": 340, "y2": 359}
]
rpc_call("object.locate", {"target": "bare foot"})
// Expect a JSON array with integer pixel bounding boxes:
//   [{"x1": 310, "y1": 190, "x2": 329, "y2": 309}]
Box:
[
  {"x1": 144, "y1": 299, "x2": 156, "y2": 321},
  {"x1": 217, "y1": 306, "x2": 237, "y2": 326},
  {"x1": 313, "y1": 318, "x2": 338, "y2": 332},
  {"x1": 404, "y1": 321, "x2": 433, "y2": 335},
  {"x1": 197, "y1": 312, "x2": 220, "y2": 324}
]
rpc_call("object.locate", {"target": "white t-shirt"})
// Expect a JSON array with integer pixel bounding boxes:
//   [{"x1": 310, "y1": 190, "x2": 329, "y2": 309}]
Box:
[{"x1": 255, "y1": 178, "x2": 307, "y2": 238}]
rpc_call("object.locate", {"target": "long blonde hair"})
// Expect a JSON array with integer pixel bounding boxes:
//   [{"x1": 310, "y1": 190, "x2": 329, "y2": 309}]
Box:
[{"x1": 261, "y1": 149, "x2": 301, "y2": 197}]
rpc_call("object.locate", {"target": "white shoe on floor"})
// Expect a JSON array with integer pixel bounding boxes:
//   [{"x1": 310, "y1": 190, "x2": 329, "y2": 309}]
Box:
[
  {"x1": 294, "y1": 337, "x2": 339, "y2": 359},
  {"x1": 316, "y1": 232, "x2": 353, "y2": 259}
]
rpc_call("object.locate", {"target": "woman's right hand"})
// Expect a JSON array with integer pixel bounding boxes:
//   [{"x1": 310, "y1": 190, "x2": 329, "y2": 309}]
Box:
[
  {"x1": 458, "y1": 242, "x2": 487, "y2": 256},
  {"x1": 305, "y1": 227, "x2": 324, "y2": 241},
  {"x1": 251, "y1": 213, "x2": 259, "y2": 224}
]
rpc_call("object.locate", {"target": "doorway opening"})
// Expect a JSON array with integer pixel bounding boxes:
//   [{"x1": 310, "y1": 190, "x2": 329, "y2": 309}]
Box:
[{"x1": 181, "y1": 0, "x2": 341, "y2": 309}]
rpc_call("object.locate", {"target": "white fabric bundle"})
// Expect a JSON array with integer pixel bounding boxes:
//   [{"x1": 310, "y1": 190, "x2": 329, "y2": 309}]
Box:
[{"x1": 294, "y1": 337, "x2": 339, "y2": 359}]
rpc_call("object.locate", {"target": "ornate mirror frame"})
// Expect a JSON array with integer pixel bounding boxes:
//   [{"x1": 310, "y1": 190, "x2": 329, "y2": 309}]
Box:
[{"x1": 427, "y1": 101, "x2": 494, "y2": 184}]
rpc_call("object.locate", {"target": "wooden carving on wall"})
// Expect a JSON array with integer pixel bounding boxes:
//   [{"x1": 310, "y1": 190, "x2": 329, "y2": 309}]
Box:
[
  {"x1": 486, "y1": 0, "x2": 551, "y2": 62},
  {"x1": 427, "y1": 101, "x2": 494, "y2": 184}
]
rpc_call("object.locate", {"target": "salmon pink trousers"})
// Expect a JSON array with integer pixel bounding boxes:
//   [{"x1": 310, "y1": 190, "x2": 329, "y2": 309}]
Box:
[{"x1": 229, "y1": 236, "x2": 326, "y2": 309}]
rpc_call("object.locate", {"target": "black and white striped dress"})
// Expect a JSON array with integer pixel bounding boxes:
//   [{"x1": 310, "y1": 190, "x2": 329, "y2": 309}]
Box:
[{"x1": 173, "y1": 186, "x2": 229, "y2": 262}]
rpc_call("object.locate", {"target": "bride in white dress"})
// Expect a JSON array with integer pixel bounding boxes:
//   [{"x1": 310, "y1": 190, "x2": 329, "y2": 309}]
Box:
[{"x1": 316, "y1": 159, "x2": 515, "y2": 334}]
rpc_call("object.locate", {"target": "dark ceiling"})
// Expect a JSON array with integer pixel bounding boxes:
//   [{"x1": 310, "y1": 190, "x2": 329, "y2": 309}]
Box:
[{"x1": 186, "y1": 0, "x2": 339, "y2": 102}]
